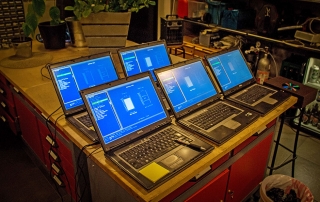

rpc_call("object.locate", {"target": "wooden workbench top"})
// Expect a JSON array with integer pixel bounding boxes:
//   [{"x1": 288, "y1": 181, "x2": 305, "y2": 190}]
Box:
[{"x1": 0, "y1": 40, "x2": 298, "y2": 202}]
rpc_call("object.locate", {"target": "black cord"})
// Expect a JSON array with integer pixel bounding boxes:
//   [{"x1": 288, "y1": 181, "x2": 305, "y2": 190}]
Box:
[
  {"x1": 75, "y1": 141, "x2": 100, "y2": 202},
  {"x1": 45, "y1": 106, "x2": 62, "y2": 138},
  {"x1": 41, "y1": 65, "x2": 51, "y2": 80}
]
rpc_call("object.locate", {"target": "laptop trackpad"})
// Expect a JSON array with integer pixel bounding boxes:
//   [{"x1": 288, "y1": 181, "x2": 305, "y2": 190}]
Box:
[
  {"x1": 161, "y1": 148, "x2": 198, "y2": 169},
  {"x1": 224, "y1": 119, "x2": 241, "y2": 129},
  {"x1": 262, "y1": 96, "x2": 277, "y2": 104}
]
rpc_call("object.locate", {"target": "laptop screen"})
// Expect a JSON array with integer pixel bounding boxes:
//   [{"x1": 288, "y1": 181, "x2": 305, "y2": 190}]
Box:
[
  {"x1": 118, "y1": 41, "x2": 171, "y2": 81},
  {"x1": 50, "y1": 55, "x2": 118, "y2": 111},
  {"x1": 83, "y1": 75, "x2": 168, "y2": 146},
  {"x1": 206, "y1": 49, "x2": 253, "y2": 92},
  {"x1": 156, "y1": 59, "x2": 218, "y2": 113}
]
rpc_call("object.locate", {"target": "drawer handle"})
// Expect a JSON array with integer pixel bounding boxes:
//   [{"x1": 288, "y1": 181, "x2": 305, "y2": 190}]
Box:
[
  {"x1": 48, "y1": 150, "x2": 60, "y2": 162},
  {"x1": 13, "y1": 86, "x2": 19, "y2": 93},
  {"x1": 53, "y1": 175, "x2": 64, "y2": 187},
  {"x1": 0, "y1": 88, "x2": 4, "y2": 94},
  {"x1": 46, "y1": 135, "x2": 58, "y2": 147},
  {"x1": 1, "y1": 102, "x2": 6, "y2": 108},
  {"x1": 1, "y1": 116, "x2": 6, "y2": 122},
  {"x1": 52, "y1": 163, "x2": 63, "y2": 174}
]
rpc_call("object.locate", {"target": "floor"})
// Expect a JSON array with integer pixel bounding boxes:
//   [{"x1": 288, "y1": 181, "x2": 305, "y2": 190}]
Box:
[
  {"x1": 1, "y1": 118, "x2": 319, "y2": 202},
  {"x1": 264, "y1": 118, "x2": 320, "y2": 201}
]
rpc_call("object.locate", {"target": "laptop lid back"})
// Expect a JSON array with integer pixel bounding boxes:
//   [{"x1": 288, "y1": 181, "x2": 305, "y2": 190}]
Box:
[
  {"x1": 154, "y1": 58, "x2": 221, "y2": 119},
  {"x1": 117, "y1": 40, "x2": 172, "y2": 81},
  {"x1": 47, "y1": 52, "x2": 119, "y2": 116},
  {"x1": 80, "y1": 72, "x2": 172, "y2": 152},
  {"x1": 205, "y1": 47, "x2": 256, "y2": 97}
]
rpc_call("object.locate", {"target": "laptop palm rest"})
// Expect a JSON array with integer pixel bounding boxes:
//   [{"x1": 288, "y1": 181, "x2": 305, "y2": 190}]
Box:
[
  {"x1": 261, "y1": 96, "x2": 277, "y2": 105},
  {"x1": 224, "y1": 119, "x2": 241, "y2": 129}
]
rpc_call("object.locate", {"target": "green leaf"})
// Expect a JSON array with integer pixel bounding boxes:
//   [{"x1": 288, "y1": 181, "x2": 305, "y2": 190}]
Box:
[
  {"x1": 92, "y1": 4, "x2": 105, "y2": 13},
  {"x1": 32, "y1": 0, "x2": 45, "y2": 17},
  {"x1": 22, "y1": 12, "x2": 38, "y2": 38},
  {"x1": 82, "y1": 9, "x2": 92, "y2": 18},
  {"x1": 49, "y1": 6, "x2": 61, "y2": 24},
  {"x1": 64, "y1": 6, "x2": 75, "y2": 11}
]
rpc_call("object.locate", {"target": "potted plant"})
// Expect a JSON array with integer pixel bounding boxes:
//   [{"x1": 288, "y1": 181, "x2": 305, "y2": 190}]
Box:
[
  {"x1": 10, "y1": 0, "x2": 46, "y2": 58},
  {"x1": 65, "y1": 0, "x2": 156, "y2": 53},
  {"x1": 22, "y1": 0, "x2": 67, "y2": 50}
]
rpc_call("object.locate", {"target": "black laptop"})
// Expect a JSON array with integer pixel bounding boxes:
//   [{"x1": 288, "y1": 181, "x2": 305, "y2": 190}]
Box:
[
  {"x1": 154, "y1": 58, "x2": 260, "y2": 145},
  {"x1": 205, "y1": 47, "x2": 291, "y2": 116},
  {"x1": 80, "y1": 72, "x2": 213, "y2": 190},
  {"x1": 47, "y1": 52, "x2": 119, "y2": 142}
]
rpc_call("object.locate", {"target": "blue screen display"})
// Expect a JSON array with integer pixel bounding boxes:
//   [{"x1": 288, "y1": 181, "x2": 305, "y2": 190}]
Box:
[
  {"x1": 119, "y1": 43, "x2": 171, "y2": 81},
  {"x1": 206, "y1": 49, "x2": 253, "y2": 91},
  {"x1": 85, "y1": 76, "x2": 167, "y2": 145},
  {"x1": 52, "y1": 56, "x2": 118, "y2": 110},
  {"x1": 157, "y1": 60, "x2": 217, "y2": 113}
]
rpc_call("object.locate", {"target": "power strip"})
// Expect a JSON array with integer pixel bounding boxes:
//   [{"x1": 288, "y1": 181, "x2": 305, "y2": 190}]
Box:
[{"x1": 294, "y1": 30, "x2": 320, "y2": 43}]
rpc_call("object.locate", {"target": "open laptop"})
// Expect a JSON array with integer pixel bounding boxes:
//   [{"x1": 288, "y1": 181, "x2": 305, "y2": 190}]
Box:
[
  {"x1": 205, "y1": 47, "x2": 291, "y2": 116},
  {"x1": 117, "y1": 40, "x2": 172, "y2": 81},
  {"x1": 80, "y1": 72, "x2": 214, "y2": 190},
  {"x1": 154, "y1": 58, "x2": 260, "y2": 145},
  {"x1": 47, "y1": 52, "x2": 119, "y2": 142}
]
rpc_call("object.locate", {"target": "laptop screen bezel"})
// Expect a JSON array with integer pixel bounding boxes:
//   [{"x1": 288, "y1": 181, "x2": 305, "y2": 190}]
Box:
[
  {"x1": 80, "y1": 72, "x2": 172, "y2": 152},
  {"x1": 47, "y1": 52, "x2": 119, "y2": 116},
  {"x1": 205, "y1": 47, "x2": 257, "y2": 97},
  {"x1": 117, "y1": 40, "x2": 172, "y2": 81},
  {"x1": 154, "y1": 57, "x2": 221, "y2": 119}
]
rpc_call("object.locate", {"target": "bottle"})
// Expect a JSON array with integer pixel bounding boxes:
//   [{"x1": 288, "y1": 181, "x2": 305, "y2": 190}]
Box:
[
  {"x1": 256, "y1": 48, "x2": 270, "y2": 84},
  {"x1": 302, "y1": 108, "x2": 311, "y2": 125}
]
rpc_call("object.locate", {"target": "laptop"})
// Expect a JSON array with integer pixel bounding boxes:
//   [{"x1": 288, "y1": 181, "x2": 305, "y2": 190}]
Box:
[
  {"x1": 117, "y1": 40, "x2": 172, "y2": 81},
  {"x1": 205, "y1": 47, "x2": 291, "y2": 116},
  {"x1": 154, "y1": 58, "x2": 260, "y2": 145},
  {"x1": 47, "y1": 52, "x2": 119, "y2": 142},
  {"x1": 80, "y1": 72, "x2": 214, "y2": 190}
]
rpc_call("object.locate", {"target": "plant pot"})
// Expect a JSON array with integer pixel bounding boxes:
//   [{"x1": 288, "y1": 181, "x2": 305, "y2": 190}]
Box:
[
  {"x1": 65, "y1": 17, "x2": 87, "y2": 47},
  {"x1": 11, "y1": 37, "x2": 33, "y2": 58},
  {"x1": 80, "y1": 12, "x2": 131, "y2": 53},
  {"x1": 38, "y1": 21, "x2": 67, "y2": 49}
]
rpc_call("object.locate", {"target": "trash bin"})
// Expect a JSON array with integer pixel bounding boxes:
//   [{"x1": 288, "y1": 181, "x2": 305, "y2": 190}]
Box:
[{"x1": 259, "y1": 174, "x2": 314, "y2": 202}]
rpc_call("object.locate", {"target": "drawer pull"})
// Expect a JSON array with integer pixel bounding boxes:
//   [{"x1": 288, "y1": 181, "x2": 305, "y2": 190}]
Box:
[
  {"x1": 53, "y1": 175, "x2": 64, "y2": 186},
  {"x1": 13, "y1": 86, "x2": 19, "y2": 93},
  {"x1": 46, "y1": 135, "x2": 58, "y2": 147},
  {"x1": 52, "y1": 163, "x2": 63, "y2": 174},
  {"x1": 48, "y1": 150, "x2": 60, "y2": 161},
  {"x1": 0, "y1": 88, "x2": 4, "y2": 94},
  {"x1": 1, "y1": 116, "x2": 6, "y2": 122},
  {"x1": 1, "y1": 102, "x2": 6, "y2": 108}
]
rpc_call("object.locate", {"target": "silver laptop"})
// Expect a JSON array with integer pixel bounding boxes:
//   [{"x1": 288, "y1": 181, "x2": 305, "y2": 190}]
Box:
[
  {"x1": 47, "y1": 52, "x2": 119, "y2": 142},
  {"x1": 205, "y1": 47, "x2": 291, "y2": 116},
  {"x1": 80, "y1": 72, "x2": 214, "y2": 190}
]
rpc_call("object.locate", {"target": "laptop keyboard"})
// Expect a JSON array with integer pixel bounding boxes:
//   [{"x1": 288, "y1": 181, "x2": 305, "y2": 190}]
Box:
[
  {"x1": 235, "y1": 85, "x2": 274, "y2": 104},
  {"x1": 188, "y1": 102, "x2": 241, "y2": 130},
  {"x1": 119, "y1": 127, "x2": 191, "y2": 169},
  {"x1": 77, "y1": 114, "x2": 93, "y2": 128}
]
